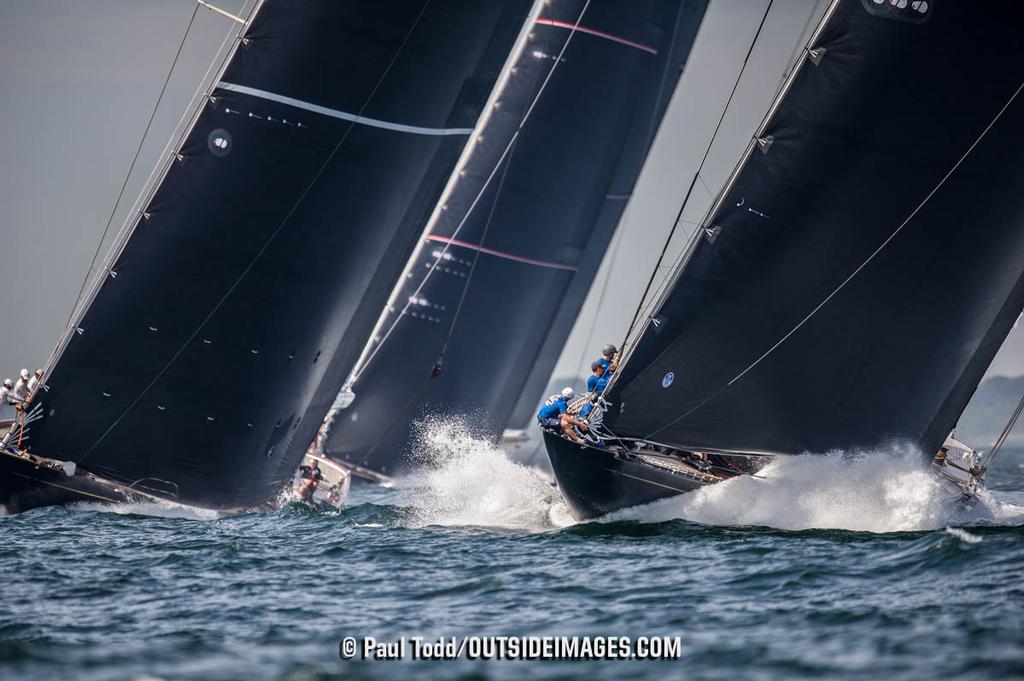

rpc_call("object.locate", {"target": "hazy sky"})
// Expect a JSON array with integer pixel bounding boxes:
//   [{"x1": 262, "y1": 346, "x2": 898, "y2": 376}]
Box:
[{"x1": 1, "y1": 0, "x2": 1022, "y2": 387}]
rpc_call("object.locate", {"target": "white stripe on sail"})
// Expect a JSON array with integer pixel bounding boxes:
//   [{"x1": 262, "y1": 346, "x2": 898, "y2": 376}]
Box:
[{"x1": 218, "y1": 82, "x2": 474, "y2": 136}]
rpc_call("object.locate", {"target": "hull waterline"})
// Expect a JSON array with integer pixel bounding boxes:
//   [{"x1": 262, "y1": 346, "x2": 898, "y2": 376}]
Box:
[
  {"x1": 542, "y1": 430, "x2": 708, "y2": 521},
  {"x1": 0, "y1": 448, "x2": 273, "y2": 516},
  {"x1": 0, "y1": 449, "x2": 136, "y2": 515}
]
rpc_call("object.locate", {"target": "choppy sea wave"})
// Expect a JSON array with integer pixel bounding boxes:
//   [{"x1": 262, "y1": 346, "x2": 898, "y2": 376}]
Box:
[{"x1": 1, "y1": 425, "x2": 1022, "y2": 680}]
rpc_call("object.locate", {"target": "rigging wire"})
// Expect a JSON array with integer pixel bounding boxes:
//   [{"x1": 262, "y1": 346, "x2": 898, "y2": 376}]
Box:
[
  {"x1": 348, "y1": 133, "x2": 524, "y2": 469},
  {"x1": 348, "y1": 0, "x2": 593, "y2": 387},
  {"x1": 982, "y1": 386, "x2": 1024, "y2": 470},
  {"x1": 567, "y1": 0, "x2": 692, "y2": 384},
  {"x1": 439, "y1": 139, "x2": 520, "y2": 362},
  {"x1": 62, "y1": 2, "x2": 201, "y2": 334},
  {"x1": 340, "y1": 2, "x2": 594, "y2": 469},
  {"x1": 40, "y1": 0, "x2": 256, "y2": 386},
  {"x1": 614, "y1": 0, "x2": 837, "y2": 375},
  {"x1": 528, "y1": 3, "x2": 697, "y2": 469},
  {"x1": 646, "y1": 75, "x2": 1024, "y2": 441},
  {"x1": 570, "y1": 227, "x2": 624, "y2": 379},
  {"x1": 615, "y1": 0, "x2": 776, "y2": 368},
  {"x1": 75, "y1": 0, "x2": 433, "y2": 463}
]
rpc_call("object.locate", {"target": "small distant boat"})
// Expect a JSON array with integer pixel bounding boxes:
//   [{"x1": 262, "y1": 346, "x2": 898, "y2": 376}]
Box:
[{"x1": 544, "y1": 0, "x2": 1024, "y2": 520}]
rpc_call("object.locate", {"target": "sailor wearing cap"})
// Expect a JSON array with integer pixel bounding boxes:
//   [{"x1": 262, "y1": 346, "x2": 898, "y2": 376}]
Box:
[
  {"x1": 12, "y1": 369, "x2": 31, "y2": 404},
  {"x1": 596, "y1": 344, "x2": 618, "y2": 378},
  {"x1": 537, "y1": 387, "x2": 588, "y2": 444},
  {"x1": 587, "y1": 361, "x2": 610, "y2": 394},
  {"x1": 0, "y1": 378, "x2": 14, "y2": 405}
]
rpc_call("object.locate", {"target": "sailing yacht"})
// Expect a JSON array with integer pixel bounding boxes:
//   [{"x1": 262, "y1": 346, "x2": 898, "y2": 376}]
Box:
[
  {"x1": 0, "y1": 0, "x2": 532, "y2": 514},
  {"x1": 543, "y1": 0, "x2": 1024, "y2": 520},
  {"x1": 321, "y1": 0, "x2": 709, "y2": 479}
]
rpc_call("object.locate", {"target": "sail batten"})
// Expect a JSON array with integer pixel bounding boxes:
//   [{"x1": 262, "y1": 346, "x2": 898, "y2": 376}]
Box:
[{"x1": 604, "y1": 0, "x2": 1024, "y2": 460}]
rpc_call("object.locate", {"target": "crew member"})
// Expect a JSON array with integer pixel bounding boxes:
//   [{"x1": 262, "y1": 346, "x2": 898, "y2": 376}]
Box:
[
  {"x1": 13, "y1": 369, "x2": 31, "y2": 404},
  {"x1": 27, "y1": 369, "x2": 42, "y2": 392},
  {"x1": 0, "y1": 378, "x2": 14, "y2": 405},
  {"x1": 537, "y1": 387, "x2": 588, "y2": 444},
  {"x1": 596, "y1": 344, "x2": 618, "y2": 378},
  {"x1": 298, "y1": 475, "x2": 318, "y2": 503},
  {"x1": 587, "y1": 361, "x2": 609, "y2": 394}
]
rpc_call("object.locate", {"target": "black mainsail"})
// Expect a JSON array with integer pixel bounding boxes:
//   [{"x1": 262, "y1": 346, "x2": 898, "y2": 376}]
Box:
[
  {"x1": 323, "y1": 0, "x2": 708, "y2": 476},
  {"x1": 603, "y1": 0, "x2": 1024, "y2": 460},
  {"x1": 11, "y1": 0, "x2": 531, "y2": 511}
]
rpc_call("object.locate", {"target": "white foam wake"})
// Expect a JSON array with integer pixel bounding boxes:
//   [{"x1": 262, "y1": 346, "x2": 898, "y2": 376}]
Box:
[
  {"x1": 394, "y1": 418, "x2": 573, "y2": 531},
  {"x1": 70, "y1": 500, "x2": 221, "y2": 521},
  {"x1": 615, "y1": 445, "x2": 1024, "y2": 532}
]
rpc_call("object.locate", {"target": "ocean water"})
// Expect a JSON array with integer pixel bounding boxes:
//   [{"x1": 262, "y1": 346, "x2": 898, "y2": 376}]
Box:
[{"x1": 2, "y1": 427, "x2": 1022, "y2": 681}]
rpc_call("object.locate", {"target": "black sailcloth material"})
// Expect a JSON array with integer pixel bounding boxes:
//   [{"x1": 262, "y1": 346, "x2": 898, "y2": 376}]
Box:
[
  {"x1": 324, "y1": 0, "x2": 706, "y2": 474},
  {"x1": 26, "y1": 0, "x2": 530, "y2": 508},
  {"x1": 604, "y1": 0, "x2": 1024, "y2": 459}
]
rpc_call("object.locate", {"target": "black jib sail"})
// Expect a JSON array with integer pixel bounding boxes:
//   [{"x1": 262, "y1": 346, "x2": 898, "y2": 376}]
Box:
[
  {"x1": 323, "y1": 0, "x2": 707, "y2": 475},
  {"x1": 20, "y1": 0, "x2": 531, "y2": 509},
  {"x1": 604, "y1": 0, "x2": 1024, "y2": 460}
]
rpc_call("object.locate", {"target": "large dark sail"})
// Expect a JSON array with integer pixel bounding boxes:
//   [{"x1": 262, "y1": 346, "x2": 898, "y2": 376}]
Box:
[
  {"x1": 604, "y1": 0, "x2": 1024, "y2": 459},
  {"x1": 323, "y1": 0, "x2": 707, "y2": 475},
  {"x1": 21, "y1": 0, "x2": 531, "y2": 509}
]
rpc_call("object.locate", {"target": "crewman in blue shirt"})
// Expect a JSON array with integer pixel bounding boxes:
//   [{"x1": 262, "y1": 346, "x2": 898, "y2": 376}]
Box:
[
  {"x1": 596, "y1": 344, "x2": 618, "y2": 378},
  {"x1": 537, "y1": 387, "x2": 587, "y2": 443},
  {"x1": 587, "y1": 361, "x2": 609, "y2": 394}
]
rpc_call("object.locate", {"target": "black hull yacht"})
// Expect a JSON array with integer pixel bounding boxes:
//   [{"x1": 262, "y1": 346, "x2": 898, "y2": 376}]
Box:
[
  {"x1": 544, "y1": 428, "x2": 987, "y2": 522},
  {"x1": 0, "y1": 447, "x2": 136, "y2": 515},
  {"x1": 543, "y1": 430, "x2": 765, "y2": 520},
  {"x1": 1, "y1": 1, "x2": 531, "y2": 515},
  {"x1": 543, "y1": 0, "x2": 1024, "y2": 522}
]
